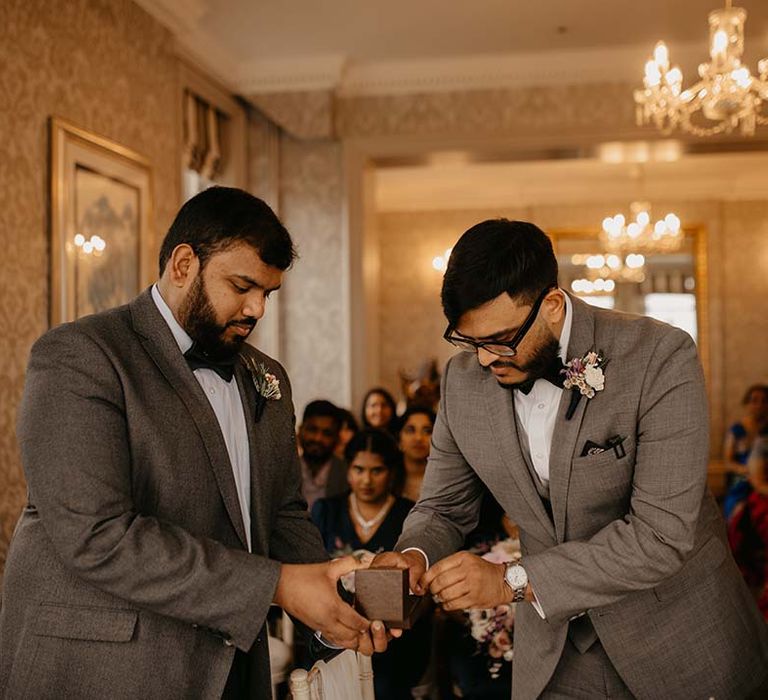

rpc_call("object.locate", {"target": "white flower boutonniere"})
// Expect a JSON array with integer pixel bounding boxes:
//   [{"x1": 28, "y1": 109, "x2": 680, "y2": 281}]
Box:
[
  {"x1": 562, "y1": 350, "x2": 608, "y2": 419},
  {"x1": 240, "y1": 354, "x2": 281, "y2": 420}
]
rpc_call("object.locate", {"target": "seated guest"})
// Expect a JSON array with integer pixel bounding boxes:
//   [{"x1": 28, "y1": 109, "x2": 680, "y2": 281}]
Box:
[
  {"x1": 298, "y1": 400, "x2": 347, "y2": 509},
  {"x1": 334, "y1": 408, "x2": 359, "y2": 461},
  {"x1": 311, "y1": 429, "x2": 411, "y2": 553},
  {"x1": 724, "y1": 384, "x2": 768, "y2": 518},
  {"x1": 361, "y1": 386, "x2": 398, "y2": 436},
  {"x1": 397, "y1": 407, "x2": 436, "y2": 502},
  {"x1": 311, "y1": 430, "x2": 428, "y2": 699},
  {"x1": 746, "y1": 435, "x2": 768, "y2": 618}
]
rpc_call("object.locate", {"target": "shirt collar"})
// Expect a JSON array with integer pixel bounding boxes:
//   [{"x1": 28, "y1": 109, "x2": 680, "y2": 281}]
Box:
[
  {"x1": 558, "y1": 290, "x2": 573, "y2": 364},
  {"x1": 151, "y1": 284, "x2": 193, "y2": 354}
]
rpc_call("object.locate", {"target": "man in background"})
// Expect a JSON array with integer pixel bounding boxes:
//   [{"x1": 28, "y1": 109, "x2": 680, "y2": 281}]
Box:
[{"x1": 299, "y1": 399, "x2": 349, "y2": 509}]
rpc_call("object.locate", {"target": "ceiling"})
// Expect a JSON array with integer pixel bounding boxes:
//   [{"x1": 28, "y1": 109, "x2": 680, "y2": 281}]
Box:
[
  {"x1": 375, "y1": 150, "x2": 768, "y2": 211},
  {"x1": 135, "y1": 0, "x2": 768, "y2": 94}
]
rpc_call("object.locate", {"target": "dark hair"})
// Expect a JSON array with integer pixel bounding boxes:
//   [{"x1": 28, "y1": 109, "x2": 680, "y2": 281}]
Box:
[
  {"x1": 337, "y1": 408, "x2": 360, "y2": 434},
  {"x1": 441, "y1": 219, "x2": 558, "y2": 328},
  {"x1": 361, "y1": 387, "x2": 398, "y2": 434},
  {"x1": 302, "y1": 400, "x2": 341, "y2": 431},
  {"x1": 158, "y1": 187, "x2": 297, "y2": 275},
  {"x1": 344, "y1": 429, "x2": 401, "y2": 476},
  {"x1": 398, "y1": 406, "x2": 436, "y2": 434},
  {"x1": 743, "y1": 385, "x2": 768, "y2": 405}
]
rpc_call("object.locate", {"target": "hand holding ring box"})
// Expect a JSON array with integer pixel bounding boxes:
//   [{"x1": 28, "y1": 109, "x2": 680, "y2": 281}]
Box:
[{"x1": 353, "y1": 567, "x2": 425, "y2": 629}]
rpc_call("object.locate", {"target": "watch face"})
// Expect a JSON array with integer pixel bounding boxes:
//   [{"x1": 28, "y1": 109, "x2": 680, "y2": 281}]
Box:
[{"x1": 506, "y1": 564, "x2": 528, "y2": 589}]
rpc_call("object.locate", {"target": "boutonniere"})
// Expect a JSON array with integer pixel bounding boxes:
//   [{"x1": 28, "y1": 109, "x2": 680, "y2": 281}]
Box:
[
  {"x1": 561, "y1": 350, "x2": 607, "y2": 420},
  {"x1": 240, "y1": 354, "x2": 281, "y2": 420}
]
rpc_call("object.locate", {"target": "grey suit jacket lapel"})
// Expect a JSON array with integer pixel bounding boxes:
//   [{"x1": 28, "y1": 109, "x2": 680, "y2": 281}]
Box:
[
  {"x1": 129, "y1": 289, "x2": 249, "y2": 550},
  {"x1": 483, "y1": 371, "x2": 556, "y2": 542},
  {"x1": 548, "y1": 294, "x2": 596, "y2": 542}
]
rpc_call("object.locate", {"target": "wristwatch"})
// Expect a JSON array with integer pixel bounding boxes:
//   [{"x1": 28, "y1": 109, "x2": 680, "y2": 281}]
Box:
[{"x1": 504, "y1": 561, "x2": 528, "y2": 603}]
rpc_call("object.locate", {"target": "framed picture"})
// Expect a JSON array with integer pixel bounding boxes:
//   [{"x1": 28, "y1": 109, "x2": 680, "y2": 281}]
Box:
[{"x1": 50, "y1": 117, "x2": 153, "y2": 325}]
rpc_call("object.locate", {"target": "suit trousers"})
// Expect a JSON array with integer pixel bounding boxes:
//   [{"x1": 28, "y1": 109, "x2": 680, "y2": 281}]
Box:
[{"x1": 541, "y1": 638, "x2": 634, "y2": 699}]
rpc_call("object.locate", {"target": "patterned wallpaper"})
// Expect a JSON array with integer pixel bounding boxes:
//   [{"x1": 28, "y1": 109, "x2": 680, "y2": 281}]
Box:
[
  {"x1": 377, "y1": 201, "x2": 768, "y2": 459},
  {"x1": 278, "y1": 136, "x2": 348, "y2": 416},
  {"x1": 0, "y1": 0, "x2": 180, "y2": 581}
]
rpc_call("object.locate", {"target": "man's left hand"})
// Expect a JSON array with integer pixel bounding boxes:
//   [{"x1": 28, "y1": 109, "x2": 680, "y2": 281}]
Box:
[{"x1": 420, "y1": 551, "x2": 511, "y2": 610}]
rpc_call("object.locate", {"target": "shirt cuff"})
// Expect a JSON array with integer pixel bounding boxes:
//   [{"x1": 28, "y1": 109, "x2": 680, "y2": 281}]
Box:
[
  {"x1": 530, "y1": 583, "x2": 546, "y2": 619},
  {"x1": 314, "y1": 630, "x2": 344, "y2": 649},
  {"x1": 401, "y1": 547, "x2": 429, "y2": 570}
]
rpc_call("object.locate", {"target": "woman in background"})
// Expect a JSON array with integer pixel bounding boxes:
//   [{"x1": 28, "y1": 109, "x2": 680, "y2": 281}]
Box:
[
  {"x1": 724, "y1": 385, "x2": 768, "y2": 518},
  {"x1": 360, "y1": 387, "x2": 398, "y2": 436},
  {"x1": 333, "y1": 408, "x2": 359, "y2": 461},
  {"x1": 397, "y1": 407, "x2": 436, "y2": 502}
]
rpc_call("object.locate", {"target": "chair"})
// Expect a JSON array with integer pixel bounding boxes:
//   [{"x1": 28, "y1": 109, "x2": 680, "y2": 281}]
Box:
[
  {"x1": 269, "y1": 610, "x2": 295, "y2": 697},
  {"x1": 289, "y1": 650, "x2": 374, "y2": 700}
]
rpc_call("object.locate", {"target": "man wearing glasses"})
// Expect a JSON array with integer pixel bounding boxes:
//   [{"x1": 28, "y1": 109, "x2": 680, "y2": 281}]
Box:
[{"x1": 375, "y1": 219, "x2": 767, "y2": 699}]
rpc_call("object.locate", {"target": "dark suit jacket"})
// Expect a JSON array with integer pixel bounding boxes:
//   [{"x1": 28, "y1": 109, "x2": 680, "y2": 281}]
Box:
[
  {"x1": 398, "y1": 294, "x2": 768, "y2": 699},
  {"x1": 0, "y1": 289, "x2": 328, "y2": 699}
]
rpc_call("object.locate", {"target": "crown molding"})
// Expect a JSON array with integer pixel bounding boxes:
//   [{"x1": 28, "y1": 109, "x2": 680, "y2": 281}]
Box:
[
  {"x1": 133, "y1": 0, "x2": 242, "y2": 91},
  {"x1": 238, "y1": 55, "x2": 348, "y2": 94},
  {"x1": 338, "y1": 42, "x2": 705, "y2": 97}
]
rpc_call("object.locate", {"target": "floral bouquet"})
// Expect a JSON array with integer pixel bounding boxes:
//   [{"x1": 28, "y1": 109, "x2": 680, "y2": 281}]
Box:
[{"x1": 465, "y1": 537, "x2": 521, "y2": 678}]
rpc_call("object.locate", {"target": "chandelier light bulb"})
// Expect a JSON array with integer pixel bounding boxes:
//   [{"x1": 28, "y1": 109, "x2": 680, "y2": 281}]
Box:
[
  {"x1": 664, "y1": 213, "x2": 681, "y2": 233},
  {"x1": 653, "y1": 42, "x2": 669, "y2": 71},
  {"x1": 636, "y1": 211, "x2": 650, "y2": 227},
  {"x1": 627, "y1": 222, "x2": 642, "y2": 238},
  {"x1": 711, "y1": 29, "x2": 729, "y2": 59},
  {"x1": 82, "y1": 241, "x2": 94, "y2": 254},
  {"x1": 74, "y1": 233, "x2": 85, "y2": 247},
  {"x1": 731, "y1": 66, "x2": 751, "y2": 89},
  {"x1": 606, "y1": 254, "x2": 621, "y2": 270},
  {"x1": 605, "y1": 280, "x2": 616, "y2": 292},
  {"x1": 645, "y1": 60, "x2": 662, "y2": 87}
]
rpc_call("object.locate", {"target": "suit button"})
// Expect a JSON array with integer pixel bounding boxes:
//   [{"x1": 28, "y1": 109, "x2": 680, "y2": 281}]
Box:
[
  {"x1": 224, "y1": 638, "x2": 234, "y2": 647},
  {"x1": 192, "y1": 623, "x2": 199, "y2": 629}
]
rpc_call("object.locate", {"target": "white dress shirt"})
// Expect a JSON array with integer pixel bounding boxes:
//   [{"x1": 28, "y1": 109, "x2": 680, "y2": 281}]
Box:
[
  {"x1": 513, "y1": 291, "x2": 573, "y2": 487},
  {"x1": 151, "y1": 285, "x2": 252, "y2": 551}
]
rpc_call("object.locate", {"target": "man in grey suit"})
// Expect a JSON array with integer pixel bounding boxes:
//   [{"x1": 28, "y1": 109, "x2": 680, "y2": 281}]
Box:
[
  {"x1": 0, "y1": 187, "x2": 386, "y2": 699},
  {"x1": 377, "y1": 220, "x2": 768, "y2": 698}
]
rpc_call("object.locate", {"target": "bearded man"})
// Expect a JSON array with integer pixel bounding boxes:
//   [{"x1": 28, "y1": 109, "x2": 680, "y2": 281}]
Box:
[{"x1": 0, "y1": 187, "x2": 386, "y2": 699}]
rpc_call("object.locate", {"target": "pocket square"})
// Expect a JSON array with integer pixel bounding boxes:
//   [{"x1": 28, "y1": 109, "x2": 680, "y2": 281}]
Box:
[
  {"x1": 580, "y1": 440, "x2": 606, "y2": 457},
  {"x1": 580, "y1": 435, "x2": 627, "y2": 458}
]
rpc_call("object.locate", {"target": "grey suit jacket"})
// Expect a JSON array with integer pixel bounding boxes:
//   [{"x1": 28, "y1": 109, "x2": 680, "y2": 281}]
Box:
[
  {"x1": 0, "y1": 289, "x2": 328, "y2": 700},
  {"x1": 398, "y1": 294, "x2": 768, "y2": 699}
]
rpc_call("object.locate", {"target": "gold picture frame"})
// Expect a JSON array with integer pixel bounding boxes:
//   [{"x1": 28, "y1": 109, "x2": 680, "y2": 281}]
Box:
[{"x1": 50, "y1": 117, "x2": 153, "y2": 326}]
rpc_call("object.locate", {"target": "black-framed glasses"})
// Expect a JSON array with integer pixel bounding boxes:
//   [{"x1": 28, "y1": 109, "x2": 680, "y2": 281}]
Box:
[{"x1": 443, "y1": 285, "x2": 556, "y2": 357}]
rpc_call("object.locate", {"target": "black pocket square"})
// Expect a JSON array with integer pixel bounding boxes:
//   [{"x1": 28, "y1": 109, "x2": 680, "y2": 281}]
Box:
[{"x1": 580, "y1": 435, "x2": 626, "y2": 458}]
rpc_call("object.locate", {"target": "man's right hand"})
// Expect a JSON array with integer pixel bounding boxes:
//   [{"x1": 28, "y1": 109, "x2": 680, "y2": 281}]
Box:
[
  {"x1": 370, "y1": 550, "x2": 428, "y2": 595},
  {"x1": 274, "y1": 557, "x2": 385, "y2": 652}
]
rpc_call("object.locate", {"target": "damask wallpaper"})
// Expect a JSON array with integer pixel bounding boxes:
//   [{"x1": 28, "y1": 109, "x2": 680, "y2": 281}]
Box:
[
  {"x1": 278, "y1": 137, "x2": 348, "y2": 415},
  {"x1": 0, "y1": 0, "x2": 180, "y2": 582}
]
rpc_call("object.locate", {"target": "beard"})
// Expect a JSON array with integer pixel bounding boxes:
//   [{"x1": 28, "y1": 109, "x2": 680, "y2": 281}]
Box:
[
  {"x1": 491, "y1": 331, "x2": 561, "y2": 389},
  {"x1": 177, "y1": 275, "x2": 255, "y2": 360}
]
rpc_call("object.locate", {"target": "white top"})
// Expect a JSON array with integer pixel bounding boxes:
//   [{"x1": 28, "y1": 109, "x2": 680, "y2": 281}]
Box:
[
  {"x1": 513, "y1": 292, "x2": 573, "y2": 487},
  {"x1": 151, "y1": 284, "x2": 252, "y2": 551}
]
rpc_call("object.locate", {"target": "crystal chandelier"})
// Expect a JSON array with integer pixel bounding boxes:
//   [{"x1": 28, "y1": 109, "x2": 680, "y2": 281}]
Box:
[
  {"x1": 634, "y1": 0, "x2": 768, "y2": 136},
  {"x1": 600, "y1": 202, "x2": 682, "y2": 254}
]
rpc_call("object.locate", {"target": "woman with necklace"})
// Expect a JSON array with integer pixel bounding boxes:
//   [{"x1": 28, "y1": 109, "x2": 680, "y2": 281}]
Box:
[
  {"x1": 311, "y1": 429, "x2": 429, "y2": 700},
  {"x1": 311, "y1": 429, "x2": 412, "y2": 554}
]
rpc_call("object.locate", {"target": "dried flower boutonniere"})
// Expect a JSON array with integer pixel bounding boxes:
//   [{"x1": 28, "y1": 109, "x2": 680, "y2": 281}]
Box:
[
  {"x1": 561, "y1": 350, "x2": 607, "y2": 419},
  {"x1": 240, "y1": 354, "x2": 281, "y2": 420}
]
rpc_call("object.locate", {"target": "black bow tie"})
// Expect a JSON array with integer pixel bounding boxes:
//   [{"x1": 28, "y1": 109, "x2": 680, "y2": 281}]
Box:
[
  {"x1": 184, "y1": 343, "x2": 236, "y2": 382},
  {"x1": 515, "y1": 358, "x2": 566, "y2": 395}
]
